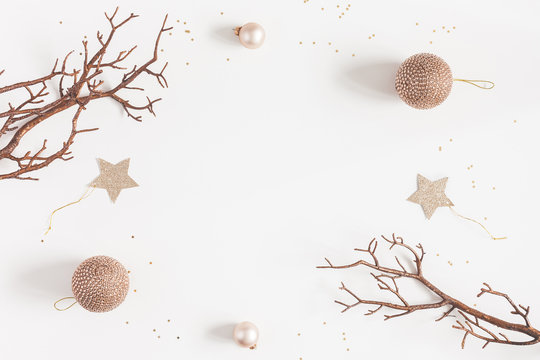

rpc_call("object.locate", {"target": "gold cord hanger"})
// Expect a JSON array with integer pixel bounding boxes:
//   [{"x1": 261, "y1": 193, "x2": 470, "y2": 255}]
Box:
[{"x1": 454, "y1": 78, "x2": 495, "y2": 89}]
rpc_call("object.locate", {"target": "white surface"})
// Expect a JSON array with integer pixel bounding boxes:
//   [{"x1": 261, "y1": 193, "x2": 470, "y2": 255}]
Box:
[{"x1": 1, "y1": 0, "x2": 540, "y2": 358}]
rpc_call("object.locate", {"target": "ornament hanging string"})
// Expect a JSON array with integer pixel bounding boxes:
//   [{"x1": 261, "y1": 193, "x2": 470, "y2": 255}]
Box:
[
  {"x1": 453, "y1": 78, "x2": 495, "y2": 89},
  {"x1": 43, "y1": 185, "x2": 96, "y2": 237},
  {"x1": 449, "y1": 206, "x2": 507, "y2": 240},
  {"x1": 54, "y1": 297, "x2": 77, "y2": 311}
]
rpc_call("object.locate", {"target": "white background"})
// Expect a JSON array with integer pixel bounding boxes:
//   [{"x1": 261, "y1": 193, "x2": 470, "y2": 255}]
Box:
[{"x1": 1, "y1": 0, "x2": 539, "y2": 359}]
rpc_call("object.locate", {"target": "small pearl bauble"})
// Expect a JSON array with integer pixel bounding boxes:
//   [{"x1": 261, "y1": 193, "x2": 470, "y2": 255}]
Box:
[
  {"x1": 395, "y1": 53, "x2": 453, "y2": 109},
  {"x1": 235, "y1": 23, "x2": 265, "y2": 49},
  {"x1": 233, "y1": 321, "x2": 259, "y2": 348}
]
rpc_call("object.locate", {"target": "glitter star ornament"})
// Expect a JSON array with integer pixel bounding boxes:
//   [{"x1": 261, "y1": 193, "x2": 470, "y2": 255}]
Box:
[
  {"x1": 407, "y1": 174, "x2": 453, "y2": 219},
  {"x1": 91, "y1": 158, "x2": 138, "y2": 203}
]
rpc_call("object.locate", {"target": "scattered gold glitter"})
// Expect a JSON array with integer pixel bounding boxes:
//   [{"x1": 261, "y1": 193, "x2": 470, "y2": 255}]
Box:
[
  {"x1": 126, "y1": 321, "x2": 129, "y2": 324},
  {"x1": 84, "y1": 35, "x2": 87, "y2": 39},
  {"x1": 299, "y1": 41, "x2": 303, "y2": 45},
  {"x1": 226, "y1": 58, "x2": 230, "y2": 61},
  {"x1": 323, "y1": 321, "x2": 327, "y2": 325},
  {"x1": 438, "y1": 146, "x2": 442, "y2": 151},
  {"x1": 191, "y1": 38, "x2": 194, "y2": 41},
  {"x1": 472, "y1": 185, "x2": 476, "y2": 189},
  {"x1": 514, "y1": 119, "x2": 517, "y2": 123},
  {"x1": 335, "y1": 49, "x2": 339, "y2": 53},
  {"x1": 347, "y1": 348, "x2": 350, "y2": 351},
  {"x1": 352, "y1": 53, "x2": 355, "y2": 57},
  {"x1": 484, "y1": 217, "x2": 488, "y2": 220},
  {"x1": 416, "y1": 22, "x2": 419, "y2": 26},
  {"x1": 342, "y1": 332, "x2": 346, "y2": 335},
  {"x1": 466, "y1": 260, "x2": 469, "y2": 264},
  {"x1": 312, "y1": 41, "x2": 316, "y2": 44},
  {"x1": 186, "y1": 62, "x2": 190, "y2": 66},
  {"x1": 328, "y1": 42, "x2": 332, "y2": 45},
  {"x1": 429, "y1": 41, "x2": 433, "y2": 44},
  {"x1": 472, "y1": 180, "x2": 475, "y2": 183},
  {"x1": 337, "y1": 4, "x2": 339, "y2": 7},
  {"x1": 157, "y1": 336, "x2": 161, "y2": 339},
  {"x1": 339, "y1": 16, "x2": 342, "y2": 19},
  {"x1": 436, "y1": 253, "x2": 439, "y2": 256},
  {"x1": 433, "y1": 29, "x2": 436, "y2": 32},
  {"x1": 447, "y1": 30, "x2": 450, "y2": 33},
  {"x1": 343, "y1": 337, "x2": 346, "y2": 341},
  {"x1": 184, "y1": 21, "x2": 187, "y2": 25},
  {"x1": 185, "y1": 30, "x2": 191, "y2": 33},
  {"x1": 449, "y1": 138, "x2": 453, "y2": 142},
  {"x1": 134, "y1": 289, "x2": 137, "y2": 293},
  {"x1": 153, "y1": 329, "x2": 156, "y2": 332},
  {"x1": 321, "y1": 7, "x2": 324, "y2": 10},
  {"x1": 442, "y1": 26, "x2": 446, "y2": 29},
  {"x1": 59, "y1": 21, "x2": 63, "y2": 24},
  {"x1": 79, "y1": 52, "x2": 82, "y2": 56},
  {"x1": 368, "y1": 36, "x2": 372, "y2": 39},
  {"x1": 372, "y1": 34, "x2": 375, "y2": 37},
  {"x1": 453, "y1": 26, "x2": 456, "y2": 29},
  {"x1": 492, "y1": 187, "x2": 496, "y2": 190},
  {"x1": 176, "y1": 20, "x2": 180, "y2": 23},
  {"x1": 160, "y1": 49, "x2": 164, "y2": 52},
  {"x1": 220, "y1": 12, "x2": 224, "y2": 15}
]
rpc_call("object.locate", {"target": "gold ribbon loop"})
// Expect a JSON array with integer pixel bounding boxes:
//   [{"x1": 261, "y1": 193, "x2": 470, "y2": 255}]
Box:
[
  {"x1": 449, "y1": 207, "x2": 506, "y2": 240},
  {"x1": 44, "y1": 185, "x2": 96, "y2": 236},
  {"x1": 453, "y1": 78, "x2": 495, "y2": 89},
  {"x1": 54, "y1": 297, "x2": 77, "y2": 311}
]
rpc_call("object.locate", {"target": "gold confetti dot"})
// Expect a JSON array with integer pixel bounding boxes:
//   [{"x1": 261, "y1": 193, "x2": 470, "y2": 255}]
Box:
[
  {"x1": 226, "y1": 58, "x2": 230, "y2": 61},
  {"x1": 220, "y1": 12, "x2": 224, "y2": 15},
  {"x1": 372, "y1": 34, "x2": 375, "y2": 37},
  {"x1": 343, "y1": 337, "x2": 346, "y2": 341},
  {"x1": 160, "y1": 49, "x2": 164, "y2": 52},
  {"x1": 299, "y1": 41, "x2": 303, "y2": 45},
  {"x1": 442, "y1": 26, "x2": 446, "y2": 29},
  {"x1": 157, "y1": 336, "x2": 161, "y2": 339},
  {"x1": 438, "y1": 146, "x2": 442, "y2": 151},
  {"x1": 447, "y1": 30, "x2": 450, "y2": 33},
  {"x1": 131, "y1": 235, "x2": 135, "y2": 239},
  {"x1": 297, "y1": 333, "x2": 301, "y2": 336},
  {"x1": 177, "y1": 336, "x2": 180, "y2": 339},
  {"x1": 328, "y1": 42, "x2": 332, "y2": 45},
  {"x1": 472, "y1": 180, "x2": 475, "y2": 183},
  {"x1": 153, "y1": 329, "x2": 156, "y2": 332},
  {"x1": 337, "y1": 4, "x2": 339, "y2": 7},
  {"x1": 335, "y1": 49, "x2": 339, "y2": 53},
  {"x1": 312, "y1": 41, "x2": 316, "y2": 44},
  {"x1": 352, "y1": 53, "x2": 355, "y2": 57},
  {"x1": 368, "y1": 36, "x2": 372, "y2": 39},
  {"x1": 453, "y1": 26, "x2": 456, "y2": 29},
  {"x1": 59, "y1": 21, "x2": 63, "y2": 24},
  {"x1": 185, "y1": 30, "x2": 191, "y2": 33},
  {"x1": 341, "y1": 12, "x2": 345, "y2": 15},
  {"x1": 472, "y1": 185, "x2": 476, "y2": 189},
  {"x1": 323, "y1": 321, "x2": 327, "y2": 325},
  {"x1": 186, "y1": 62, "x2": 190, "y2": 66},
  {"x1": 183, "y1": 21, "x2": 187, "y2": 25},
  {"x1": 342, "y1": 332, "x2": 346, "y2": 335},
  {"x1": 474, "y1": 303, "x2": 477, "y2": 307},
  {"x1": 125, "y1": 321, "x2": 129, "y2": 324},
  {"x1": 321, "y1": 7, "x2": 324, "y2": 10},
  {"x1": 169, "y1": 32, "x2": 172, "y2": 36},
  {"x1": 436, "y1": 253, "x2": 439, "y2": 256},
  {"x1": 429, "y1": 41, "x2": 433, "y2": 44},
  {"x1": 347, "y1": 348, "x2": 350, "y2": 351},
  {"x1": 133, "y1": 289, "x2": 137, "y2": 292},
  {"x1": 41, "y1": 239, "x2": 44, "y2": 243},
  {"x1": 339, "y1": 16, "x2": 342, "y2": 19},
  {"x1": 127, "y1": 270, "x2": 131, "y2": 274},
  {"x1": 433, "y1": 29, "x2": 436, "y2": 32},
  {"x1": 149, "y1": 261, "x2": 153, "y2": 264},
  {"x1": 484, "y1": 217, "x2": 488, "y2": 220},
  {"x1": 168, "y1": 319, "x2": 171, "y2": 322},
  {"x1": 191, "y1": 38, "x2": 194, "y2": 41},
  {"x1": 176, "y1": 20, "x2": 180, "y2": 23},
  {"x1": 449, "y1": 138, "x2": 453, "y2": 142},
  {"x1": 466, "y1": 260, "x2": 469, "y2": 264},
  {"x1": 514, "y1": 119, "x2": 517, "y2": 123},
  {"x1": 416, "y1": 22, "x2": 419, "y2": 26},
  {"x1": 492, "y1": 187, "x2": 496, "y2": 190}
]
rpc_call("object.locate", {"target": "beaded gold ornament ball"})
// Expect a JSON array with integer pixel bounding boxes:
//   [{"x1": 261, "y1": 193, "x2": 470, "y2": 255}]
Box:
[
  {"x1": 395, "y1": 53, "x2": 453, "y2": 109},
  {"x1": 72, "y1": 256, "x2": 130, "y2": 312}
]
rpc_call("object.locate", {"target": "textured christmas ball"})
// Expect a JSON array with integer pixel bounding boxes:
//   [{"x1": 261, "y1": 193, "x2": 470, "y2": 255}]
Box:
[
  {"x1": 395, "y1": 53, "x2": 453, "y2": 109},
  {"x1": 72, "y1": 255, "x2": 129, "y2": 312}
]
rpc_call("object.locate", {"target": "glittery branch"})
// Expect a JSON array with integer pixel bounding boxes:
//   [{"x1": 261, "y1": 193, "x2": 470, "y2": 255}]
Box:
[
  {"x1": 0, "y1": 8, "x2": 171, "y2": 180},
  {"x1": 318, "y1": 233, "x2": 540, "y2": 348}
]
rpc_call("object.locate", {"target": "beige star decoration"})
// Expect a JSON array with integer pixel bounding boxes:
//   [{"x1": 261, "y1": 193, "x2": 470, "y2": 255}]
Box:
[
  {"x1": 407, "y1": 174, "x2": 453, "y2": 219},
  {"x1": 91, "y1": 158, "x2": 139, "y2": 203}
]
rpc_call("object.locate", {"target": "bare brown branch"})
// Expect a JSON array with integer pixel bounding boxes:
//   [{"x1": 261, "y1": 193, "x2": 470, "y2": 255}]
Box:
[
  {"x1": 318, "y1": 234, "x2": 540, "y2": 348},
  {"x1": 0, "y1": 8, "x2": 171, "y2": 180}
]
